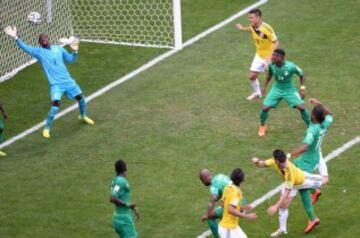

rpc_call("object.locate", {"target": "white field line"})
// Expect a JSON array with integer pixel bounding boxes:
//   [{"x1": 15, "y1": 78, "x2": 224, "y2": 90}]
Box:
[
  {"x1": 0, "y1": 0, "x2": 268, "y2": 149},
  {"x1": 196, "y1": 136, "x2": 360, "y2": 238}
]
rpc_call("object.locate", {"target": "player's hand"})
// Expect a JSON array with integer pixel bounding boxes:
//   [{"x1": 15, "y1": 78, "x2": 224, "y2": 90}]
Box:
[
  {"x1": 242, "y1": 204, "x2": 253, "y2": 212},
  {"x1": 252, "y1": 157, "x2": 260, "y2": 164},
  {"x1": 201, "y1": 214, "x2": 209, "y2": 222},
  {"x1": 4, "y1": 26, "x2": 17, "y2": 38},
  {"x1": 133, "y1": 207, "x2": 141, "y2": 221},
  {"x1": 70, "y1": 43, "x2": 79, "y2": 51},
  {"x1": 245, "y1": 213, "x2": 257, "y2": 220},
  {"x1": 308, "y1": 98, "x2": 321, "y2": 105},
  {"x1": 2, "y1": 113, "x2": 8, "y2": 120},
  {"x1": 300, "y1": 89, "x2": 306, "y2": 99},
  {"x1": 235, "y1": 23, "x2": 245, "y2": 30},
  {"x1": 267, "y1": 205, "x2": 278, "y2": 216},
  {"x1": 129, "y1": 203, "x2": 136, "y2": 209}
]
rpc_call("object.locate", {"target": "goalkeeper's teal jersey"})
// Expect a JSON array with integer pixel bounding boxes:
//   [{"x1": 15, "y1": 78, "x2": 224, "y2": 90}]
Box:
[
  {"x1": 111, "y1": 176, "x2": 131, "y2": 216},
  {"x1": 268, "y1": 61, "x2": 303, "y2": 90},
  {"x1": 210, "y1": 174, "x2": 232, "y2": 198}
]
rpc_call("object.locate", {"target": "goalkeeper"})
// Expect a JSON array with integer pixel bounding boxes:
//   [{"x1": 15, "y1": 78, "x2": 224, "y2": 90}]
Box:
[{"x1": 4, "y1": 26, "x2": 94, "y2": 138}]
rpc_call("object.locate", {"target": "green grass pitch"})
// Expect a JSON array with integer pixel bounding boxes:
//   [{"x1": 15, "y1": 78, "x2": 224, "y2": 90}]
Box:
[{"x1": 0, "y1": 0, "x2": 359, "y2": 237}]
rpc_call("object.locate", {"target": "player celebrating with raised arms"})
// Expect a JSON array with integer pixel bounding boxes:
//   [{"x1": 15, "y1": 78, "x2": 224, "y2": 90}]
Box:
[
  {"x1": 218, "y1": 168, "x2": 257, "y2": 238},
  {"x1": 110, "y1": 159, "x2": 140, "y2": 238},
  {"x1": 252, "y1": 149, "x2": 325, "y2": 236},
  {"x1": 236, "y1": 8, "x2": 279, "y2": 100},
  {"x1": 258, "y1": 48, "x2": 310, "y2": 136},
  {"x1": 4, "y1": 26, "x2": 94, "y2": 138}
]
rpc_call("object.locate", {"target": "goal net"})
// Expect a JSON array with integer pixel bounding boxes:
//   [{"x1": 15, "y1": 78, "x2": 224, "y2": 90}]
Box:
[{"x1": 0, "y1": 0, "x2": 182, "y2": 82}]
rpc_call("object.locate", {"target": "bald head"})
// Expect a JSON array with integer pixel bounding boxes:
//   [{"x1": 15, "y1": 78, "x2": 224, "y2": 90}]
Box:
[{"x1": 199, "y1": 169, "x2": 212, "y2": 186}]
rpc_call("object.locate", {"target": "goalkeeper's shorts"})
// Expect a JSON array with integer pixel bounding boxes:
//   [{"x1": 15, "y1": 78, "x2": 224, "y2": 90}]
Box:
[{"x1": 50, "y1": 82, "x2": 82, "y2": 101}]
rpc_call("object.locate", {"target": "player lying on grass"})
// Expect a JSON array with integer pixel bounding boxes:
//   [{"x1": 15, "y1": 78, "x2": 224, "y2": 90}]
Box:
[
  {"x1": 0, "y1": 102, "x2": 8, "y2": 156},
  {"x1": 218, "y1": 168, "x2": 257, "y2": 238},
  {"x1": 252, "y1": 149, "x2": 326, "y2": 236},
  {"x1": 4, "y1": 26, "x2": 94, "y2": 139},
  {"x1": 199, "y1": 169, "x2": 249, "y2": 238},
  {"x1": 110, "y1": 160, "x2": 140, "y2": 238},
  {"x1": 236, "y1": 8, "x2": 279, "y2": 100},
  {"x1": 258, "y1": 48, "x2": 310, "y2": 137}
]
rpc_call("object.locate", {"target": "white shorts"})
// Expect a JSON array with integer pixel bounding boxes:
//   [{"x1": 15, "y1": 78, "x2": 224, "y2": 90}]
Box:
[
  {"x1": 249, "y1": 54, "x2": 267, "y2": 73},
  {"x1": 282, "y1": 172, "x2": 323, "y2": 197},
  {"x1": 316, "y1": 152, "x2": 329, "y2": 177},
  {"x1": 281, "y1": 185, "x2": 298, "y2": 197},
  {"x1": 218, "y1": 225, "x2": 248, "y2": 238}
]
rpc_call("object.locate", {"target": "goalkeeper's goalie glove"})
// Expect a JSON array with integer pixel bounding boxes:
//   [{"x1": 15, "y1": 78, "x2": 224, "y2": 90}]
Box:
[{"x1": 4, "y1": 26, "x2": 18, "y2": 39}]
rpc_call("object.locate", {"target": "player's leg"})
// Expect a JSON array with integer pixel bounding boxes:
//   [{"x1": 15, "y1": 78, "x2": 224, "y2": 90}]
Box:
[
  {"x1": 43, "y1": 86, "x2": 63, "y2": 138},
  {"x1": 0, "y1": 118, "x2": 6, "y2": 156},
  {"x1": 259, "y1": 88, "x2": 281, "y2": 136},
  {"x1": 207, "y1": 206, "x2": 222, "y2": 238},
  {"x1": 247, "y1": 55, "x2": 266, "y2": 100},
  {"x1": 234, "y1": 226, "x2": 248, "y2": 238},
  {"x1": 271, "y1": 187, "x2": 296, "y2": 237},
  {"x1": 285, "y1": 90, "x2": 310, "y2": 127},
  {"x1": 312, "y1": 153, "x2": 329, "y2": 204},
  {"x1": 299, "y1": 189, "x2": 320, "y2": 233}
]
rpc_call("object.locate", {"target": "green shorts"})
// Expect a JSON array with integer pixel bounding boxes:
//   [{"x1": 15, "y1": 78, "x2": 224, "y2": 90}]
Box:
[
  {"x1": 113, "y1": 214, "x2": 137, "y2": 238},
  {"x1": 263, "y1": 87, "x2": 304, "y2": 108}
]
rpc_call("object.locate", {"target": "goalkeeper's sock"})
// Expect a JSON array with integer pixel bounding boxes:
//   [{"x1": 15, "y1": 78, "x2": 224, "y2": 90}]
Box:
[
  {"x1": 78, "y1": 96, "x2": 86, "y2": 117},
  {"x1": 207, "y1": 219, "x2": 219, "y2": 238},
  {"x1": 300, "y1": 109, "x2": 311, "y2": 127},
  {"x1": 300, "y1": 189, "x2": 317, "y2": 221},
  {"x1": 250, "y1": 79, "x2": 261, "y2": 95},
  {"x1": 45, "y1": 106, "x2": 60, "y2": 129},
  {"x1": 260, "y1": 109, "x2": 269, "y2": 125}
]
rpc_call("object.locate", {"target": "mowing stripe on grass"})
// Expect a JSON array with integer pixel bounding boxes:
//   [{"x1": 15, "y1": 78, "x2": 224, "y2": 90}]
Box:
[
  {"x1": 0, "y1": 0, "x2": 268, "y2": 149},
  {"x1": 196, "y1": 135, "x2": 360, "y2": 238}
]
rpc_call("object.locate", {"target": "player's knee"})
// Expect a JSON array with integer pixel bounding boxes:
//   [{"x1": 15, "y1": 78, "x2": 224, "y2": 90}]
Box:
[
  {"x1": 51, "y1": 100, "x2": 61, "y2": 107},
  {"x1": 262, "y1": 105, "x2": 270, "y2": 111},
  {"x1": 75, "y1": 94, "x2": 84, "y2": 101},
  {"x1": 248, "y1": 71, "x2": 258, "y2": 80},
  {"x1": 297, "y1": 104, "x2": 306, "y2": 111}
]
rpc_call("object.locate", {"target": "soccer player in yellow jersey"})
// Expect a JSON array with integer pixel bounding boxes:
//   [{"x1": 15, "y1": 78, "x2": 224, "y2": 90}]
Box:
[
  {"x1": 218, "y1": 168, "x2": 257, "y2": 238},
  {"x1": 236, "y1": 8, "x2": 279, "y2": 100},
  {"x1": 252, "y1": 149, "x2": 325, "y2": 237}
]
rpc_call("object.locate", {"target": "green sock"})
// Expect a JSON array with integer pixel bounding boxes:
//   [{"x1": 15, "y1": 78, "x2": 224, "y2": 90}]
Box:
[
  {"x1": 260, "y1": 110, "x2": 269, "y2": 125},
  {"x1": 207, "y1": 219, "x2": 219, "y2": 238},
  {"x1": 299, "y1": 189, "x2": 316, "y2": 221},
  {"x1": 300, "y1": 109, "x2": 311, "y2": 127},
  {"x1": 309, "y1": 188, "x2": 316, "y2": 194}
]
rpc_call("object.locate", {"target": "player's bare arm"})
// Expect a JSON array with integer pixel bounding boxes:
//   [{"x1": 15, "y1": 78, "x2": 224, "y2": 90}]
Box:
[
  {"x1": 252, "y1": 157, "x2": 267, "y2": 168},
  {"x1": 228, "y1": 205, "x2": 257, "y2": 220},
  {"x1": 267, "y1": 188, "x2": 291, "y2": 216},
  {"x1": 201, "y1": 194, "x2": 219, "y2": 222},
  {"x1": 0, "y1": 103, "x2": 8, "y2": 120},
  {"x1": 288, "y1": 144, "x2": 309, "y2": 159},
  {"x1": 261, "y1": 71, "x2": 273, "y2": 95},
  {"x1": 299, "y1": 75, "x2": 306, "y2": 99},
  {"x1": 235, "y1": 23, "x2": 252, "y2": 32},
  {"x1": 309, "y1": 98, "x2": 332, "y2": 115}
]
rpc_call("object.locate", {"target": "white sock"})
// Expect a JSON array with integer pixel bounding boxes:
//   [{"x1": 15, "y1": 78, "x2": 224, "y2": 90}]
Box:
[
  {"x1": 279, "y1": 208, "x2": 289, "y2": 232},
  {"x1": 250, "y1": 79, "x2": 261, "y2": 95}
]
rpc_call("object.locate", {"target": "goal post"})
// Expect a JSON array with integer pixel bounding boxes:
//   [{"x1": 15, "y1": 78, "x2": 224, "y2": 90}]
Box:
[{"x1": 0, "y1": 0, "x2": 183, "y2": 82}]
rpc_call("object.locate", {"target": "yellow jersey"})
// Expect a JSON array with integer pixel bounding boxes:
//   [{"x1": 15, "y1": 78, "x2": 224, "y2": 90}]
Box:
[
  {"x1": 251, "y1": 22, "x2": 277, "y2": 59},
  {"x1": 219, "y1": 184, "x2": 243, "y2": 229},
  {"x1": 265, "y1": 158, "x2": 305, "y2": 189}
]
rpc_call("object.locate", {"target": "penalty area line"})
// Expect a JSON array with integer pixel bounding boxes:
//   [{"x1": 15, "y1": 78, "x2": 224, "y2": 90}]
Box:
[{"x1": 196, "y1": 135, "x2": 360, "y2": 238}]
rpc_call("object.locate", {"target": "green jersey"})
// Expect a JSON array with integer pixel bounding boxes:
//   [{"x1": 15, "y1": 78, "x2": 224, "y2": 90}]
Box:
[
  {"x1": 296, "y1": 115, "x2": 334, "y2": 172},
  {"x1": 210, "y1": 174, "x2": 232, "y2": 198},
  {"x1": 111, "y1": 176, "x2": 131, "y2": 216},
  {"x1": 268, "y1": 61, "x2": 303, "y2": 90}
]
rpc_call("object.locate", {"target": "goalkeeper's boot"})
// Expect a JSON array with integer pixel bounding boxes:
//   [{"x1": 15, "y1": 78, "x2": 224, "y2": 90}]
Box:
[
  {"x1": 78, "y1": 115, "x2": 95, "y2": 125},
  {"x1": 270, "y1": 229, "x2": 287, "y2": 237},
  {"x1": 258, "y1": 125, "x2": 267, "y2": 137},
  {"x1": 0, "y1": 150, "x2": 7, "y2": 157},
  {"x1": 311, "y1": 189, "x2": 322, "y2": 204},
  {"x1": 43, "y1": 128, "x2": 50, "y2": 138},
  {"x1": 304, "y1": 217, "x2": 320, "y2": 234},
  {"x1": 246, "y1": 92, "x2": 262, "y2": 101}
]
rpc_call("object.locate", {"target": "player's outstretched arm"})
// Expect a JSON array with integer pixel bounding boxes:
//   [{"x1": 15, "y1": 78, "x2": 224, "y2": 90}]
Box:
[
  {"x1": 235, "y1": 23, "x2": 252, "y2": 32},
  {"x1": 267, "y1": 188, "x2": 291, "y2": 216},
  {"x1": 309, "y1": 98, "x2": 332, "y2": 115},
  {"x1": 4, "y1": 26, "x2": 39, "y2": 57},
  {"x1": 228, "y1": 205, "x2": 257, "y2": 220},
  {"x1": 288, "y1": 144, "x2": 309, "y2": 159},
  {"x1": 0, "y1": 103, "x2": 8, "y2": 120},
  {"x1": 202, "y1": 195, "x2": 218, "y2": 222},
  {"x1": 61, "y1": 45, "x2": 78, "y2": 63},
  {"x1": 252, "y1": 157, "x2": 267, "y2": 168}
]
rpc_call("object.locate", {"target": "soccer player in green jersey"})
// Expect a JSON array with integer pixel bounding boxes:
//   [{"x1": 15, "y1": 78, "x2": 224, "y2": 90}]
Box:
[
  {"x1": 270, "y1": 98, "x2": 333, "y2": 236},
  {"x1": 199, "y1": 169, "x2": 249, "y2": 238},
  {"x1": 258, "y1": 48, "x2": 310, "y2": 136},
  {"x1": 110, "y1": 160, "x2": 140, "y2": 238},
  {"x1": 0, "y1": 102, "x2": 8, "y2": 156}
]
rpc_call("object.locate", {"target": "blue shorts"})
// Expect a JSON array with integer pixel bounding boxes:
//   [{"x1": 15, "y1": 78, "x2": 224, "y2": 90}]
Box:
[{"x1": 50, "y1": 82, "x2": 82, "y2": 101}]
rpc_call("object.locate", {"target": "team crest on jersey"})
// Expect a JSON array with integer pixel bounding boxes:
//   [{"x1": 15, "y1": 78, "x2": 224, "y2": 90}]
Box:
[{"x1": 284, "y1": 71, "x2": 289, "y2": 76}]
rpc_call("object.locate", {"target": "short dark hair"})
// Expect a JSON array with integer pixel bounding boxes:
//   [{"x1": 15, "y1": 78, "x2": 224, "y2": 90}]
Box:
[
  {"x1": 249, "y1": 8, "x2": 262, "y2": 17},
  {"x1": 273, "y1": 149, "x2": 287, "y2": 163},
  {"x1": 274, "y1": 48, "x2": 286, "y2": 56},
  {"x1": 230, "y1": 168, "x2": 244, "y2": 186},
  {"x1": 115, "y1": 160, "x2": 127, "y2": 174},
  {"x1": 313, "y1": 105, "x2": 326, "y2": 123}
]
